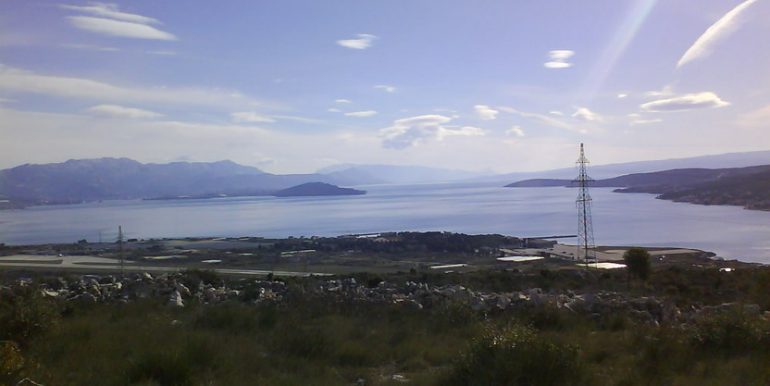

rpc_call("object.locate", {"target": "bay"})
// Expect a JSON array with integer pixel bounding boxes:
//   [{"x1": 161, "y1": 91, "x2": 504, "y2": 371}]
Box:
[{"x1": 1, "y1": 184, "x2": 769, "y2": 263}]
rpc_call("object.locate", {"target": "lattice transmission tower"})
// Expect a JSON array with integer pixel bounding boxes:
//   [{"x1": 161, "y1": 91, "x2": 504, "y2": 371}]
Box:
[
  {"x1": 118, "y1": 225, "x2": 125, "y2": 279},
  {"x1": 574, "y1": 143, "x2": 596, "y2": 263}
]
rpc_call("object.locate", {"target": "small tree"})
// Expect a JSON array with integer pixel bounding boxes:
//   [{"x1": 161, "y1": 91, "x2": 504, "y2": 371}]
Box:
[{"x1": 624, "y1": 248, "x2": 651, "y2": 281}]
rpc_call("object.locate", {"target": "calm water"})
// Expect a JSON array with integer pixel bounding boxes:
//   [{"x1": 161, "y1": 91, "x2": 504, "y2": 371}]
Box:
[{"x1": 1, "y1": 184, "x2": 770, "y2": 263}]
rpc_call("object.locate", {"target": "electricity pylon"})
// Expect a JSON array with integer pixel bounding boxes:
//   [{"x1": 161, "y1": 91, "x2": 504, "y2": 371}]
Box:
[{"x1": 574, "y1": 143, "x2": 596, "y2": 263}]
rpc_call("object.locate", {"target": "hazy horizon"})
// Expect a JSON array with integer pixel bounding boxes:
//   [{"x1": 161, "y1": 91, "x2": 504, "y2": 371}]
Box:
[
  {"x1": 2, "y1": 0, "x2": 770, "y2": 174},
  {"x1": 5, "y1": 147, "x2": 770, "y2": 178}
]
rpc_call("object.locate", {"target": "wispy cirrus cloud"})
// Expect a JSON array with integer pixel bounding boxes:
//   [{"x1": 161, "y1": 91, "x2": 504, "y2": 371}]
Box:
[
  {"x1": 736, "y1": 103, "x2": 770, "y2": 127},
  {"x1": 231, "y1": 111, "x2": 275, "y2": 123},
  {"x1": 374, "y1": 85, "x2": 396, "y2": 93},
  {"x1": 474, "y1": 105, "x2": 498, "y2": 120},
  {"x1": 62, "y1": 3, "x2": 176, "y2": 41},
  {"x1": 380, "y1": 115, "x2": 484, "y2": 149},
  {"x1": 677, "y1": 0, "x2": 758, "y2": 68},
  {"x1": 498, "y1": 106, "x2": 570, "y2": 130},
  {"x1": 627, "y1": 113, "x2": 662, "y2": 125},
  {"x1": 640, "y1": 92, "x2": 730, "y2": 112},
  {"x1": 335, "y1": 99, "x2": 352, "y2": 104},
  {"x1": 60, "y1": 3, "x2": 159, "y2": 24},
  {"x1": 67, "y1": 16, "x2": 177, "y2": 40},
  {"x1": 336, "y1": 34, "x2": 376, "y2": 49},
  {"x1": 87, "y1": 104, "x2": 162, "y2": 119},
  {"x1": 506, "y1": 126, "x2": 525, "y2": 137},
  {"x1": 571, "y1": 107, "x2": 602, "y2": 122},
  {"x1": 60, "y1": 43, "x2": 119, "y2": 52},
  {"x1": 0, "y1": 65, "x2": 267, "y2": 110},
  {"x1": 544, "y1": 50, "x2": 574, "y2": 69},
  {"x1": 344, "y1": 110, "x2": 377, "y2": 117}
]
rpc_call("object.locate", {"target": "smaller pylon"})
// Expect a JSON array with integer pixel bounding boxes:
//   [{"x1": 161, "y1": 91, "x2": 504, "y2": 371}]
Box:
[
  {"x1": 118, "y1": 225, "x2": 125, "y2": 278},
  {"x1": 574, "y1": 143, "x2": 596, "y2": 264}
]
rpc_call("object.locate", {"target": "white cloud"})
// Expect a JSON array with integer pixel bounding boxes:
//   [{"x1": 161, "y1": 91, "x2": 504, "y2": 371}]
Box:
[
  {"x1": 571, "y1": 107, "x2": 602, "y2": 122},
  {"x1": 617, "y1": 93, "x2": 628, "y2": 99},
  {"x1": 474, "y1": 104, "x2": 498, "y2": 120},
  {"x1": 544, "y1": 62, "x2": 571, "y2": 69},
  {"x1": 640, "y1": 92, "x2": 730, "y2": 112},
  {"x1": 498, "y1": 106, "x2": 571, "y2": 130},
  {"x1": 335, "y1": 99, "x2": 352, "y2": 104},
  {"x1": 544, "y1": 50, "x2": 574, "y2": 69},
  {"x1": 231, "y1": 111, "x2": 275, "y2": 123},
  {"x1": 644, "y1": 85, "x2": 676, "y2": 98},
  {"x1": 736, "y1": 104, "x2": 770, "y2": 127},
  {"x1": 60, "y1": 3, "x2": 159, "y2": 25},
  {"x1": 677, "y1": 0, "x2": 758, "y2": 68},
  {"x1": 271, "y1": 115, "x2": 323, "y2": 124},
  {"x1": 336, "y1": 34, "x2": 376, "y2": 49},
  {"x1": 344, "y1": 110, "x2": 377, "y2": 117},
  {"x1": 380, "y1": 114, "x2": 484, "y2": 149},
  {"x1": 627, "y1": 113, "x2": 662, "y2": 125},
  {"x1": 374, "y1": 85, "x2": 396, "y2": 93},
  {"x1": 87, "y1": 104, "x2": 162, "y2": 119},
  {"x1": 549, "y1": 111, "x2": 564, "y2": 116},
  {"x1": 67, "y1": 16, "x2": 177, "y2": 40},
  {"x1": 0, "y1": 65, "x2": 267, "y2": 110},
  {"x1": 506, "y1": 126, "x2": 525, "y2": 137},
  {"x1": 327, "y1": 108, "x2": 341, "y2": 113},
  {"x1": 441, "y1": 126, "x2": 485, "y2": 139},
  {"x1": 61, "y1": 43, "x2": 119, "y2": 52},
  {"x1": 631, "y1": 119, "x2": 662, "y2": 125}
]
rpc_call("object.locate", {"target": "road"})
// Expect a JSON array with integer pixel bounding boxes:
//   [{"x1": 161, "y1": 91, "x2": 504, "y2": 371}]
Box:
[{"x1": 0, "y1": 255, "x2": 328, "y2": 277}]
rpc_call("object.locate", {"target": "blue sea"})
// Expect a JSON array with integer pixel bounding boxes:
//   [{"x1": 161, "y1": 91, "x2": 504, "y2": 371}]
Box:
[{"x1": 2, "y1": 183, "x2": 770, "y2": 263}]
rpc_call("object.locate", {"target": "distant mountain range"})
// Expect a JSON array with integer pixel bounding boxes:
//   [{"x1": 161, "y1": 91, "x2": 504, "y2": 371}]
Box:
[
  {"x1": 481, "y1": 149, "x2": 770, "y2": 182},
  {"x1": 4, "y1": 150, "x2": 770, "y2": 209},
  {"x1": 506, "y1": 165, "x2": 770, "y2": 211},
  {"x1": 0, "y1": 158, "x2": 365, "y2": 206}
]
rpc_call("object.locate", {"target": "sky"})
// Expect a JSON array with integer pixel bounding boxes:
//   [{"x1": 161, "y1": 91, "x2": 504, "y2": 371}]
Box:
[{"x1": 1, "y1": 0, "x2": 769, "y2": 174}]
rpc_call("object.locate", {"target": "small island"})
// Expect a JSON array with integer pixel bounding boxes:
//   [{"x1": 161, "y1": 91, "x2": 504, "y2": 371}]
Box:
[{"x1": 272, "y1": 182, "x2": 366, "y2": 197}]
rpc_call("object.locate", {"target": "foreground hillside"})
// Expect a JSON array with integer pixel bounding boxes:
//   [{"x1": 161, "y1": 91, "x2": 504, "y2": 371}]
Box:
[
  {"x1": 1, "y1": 252, "x2": 769, "y2": 385},
  {"x1": 507, "y1": 165, "x2": 770, "y2": 211}
]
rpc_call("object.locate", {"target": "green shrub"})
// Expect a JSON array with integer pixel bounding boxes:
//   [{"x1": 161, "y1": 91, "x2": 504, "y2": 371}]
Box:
[
  {"x1": 270, "y1": 327, "x2": 334, "y2": 360},
  {"x1": 0, "y1": 340, "x2": 25, "y2": 384},
  {"x1": 0, "y1": 287, "x2": 60, "y2": 346},
  {"x1": 446, "y1": 324, "x2": 585, "y2": 386},
  {"x1": 624, "y1": 248, "x2": 651, "y2": 281},
  {"x1": 690, "y1": 311, "x2": 769, "y2": 354},
  {"x1": 126, "y1": 337, "x2": 215, "y2": 386},
  {"x1": 192, "y1": 303, "x2": 259, "y2": 333},
  {"x1": 517, "y1": 303, "x2": 572, "y2": 331}
]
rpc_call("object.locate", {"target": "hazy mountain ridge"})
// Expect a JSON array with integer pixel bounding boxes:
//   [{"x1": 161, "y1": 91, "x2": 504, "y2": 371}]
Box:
[
  {"x1": 484, "y1": 150, "x2": 770, "y2": 182},
  {"x1": 506, "y1": 165, "x2": 770, "y2": 211},
  {"x1": 0, "y1": 158, "x2": 362, "y2": 205}
]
